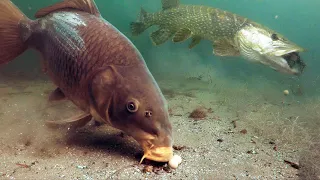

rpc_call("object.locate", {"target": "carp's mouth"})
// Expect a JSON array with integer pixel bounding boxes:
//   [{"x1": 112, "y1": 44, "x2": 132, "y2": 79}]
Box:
[
  {"x1": 138, "y1": 140, "x2": 173, "y2": 163},
  {"x1": 282, "y1": 52, "x2": 306, "y2": 74}
]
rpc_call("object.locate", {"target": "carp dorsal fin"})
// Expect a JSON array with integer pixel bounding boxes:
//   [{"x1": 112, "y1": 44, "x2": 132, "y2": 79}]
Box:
[
  {"x1": 35, "y1": 0, "x2": 101, "y2": 18},
  {"x1": 161, "y1": 0, "x2": 180, "y2": 10},
  {"x1": 213, "y1": 38, "x2": 240, "y2": 56}
]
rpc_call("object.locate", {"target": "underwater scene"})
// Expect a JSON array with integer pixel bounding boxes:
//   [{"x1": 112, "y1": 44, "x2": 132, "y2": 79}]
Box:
[{"x1": 0, "y1": 0, "x2": 320, "y2": 179}]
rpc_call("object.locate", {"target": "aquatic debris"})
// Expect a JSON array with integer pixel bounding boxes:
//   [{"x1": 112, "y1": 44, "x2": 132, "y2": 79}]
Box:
[
  {"x1": 284, "y1": 160, "x2": 300, "y2": 169},
  {"x1": 15, "y1": 161, "x2": 37, "y2": 169},
  {"x1": 161, "y1": 88, "x2": 196, "y2": 99},
  {"x1": 283, "y1": 89, "x2": 289, "y2": 95},
  {"x1": 247, "y1": 149, "x2": 258, "y2": 154},
  {"x1": 76, "y1": 165, "x2": 87, "y2": 169},
  {"x1": 189, "y1": 107, "x2": 207, "y2": 120},
  {"x1": 217, "y1": 138, "x2": 223, "y2": 143},
  {"x1": 212, "y1": 115, "x2": 221, "y2": 120},
  {"x1": 161, "y1": 88, "x2": 176, "y2": 99},
  {"x1": 291, "y1": 85, "x2": 304, "y2": 96},
  {"x1": 231, "y1": 119, "x2": 238, "y2": 128},
  {"x1": 273, "y1": 145, "x2": 278, "y2": 151},
  {"x1": 16, "y1": 163, "x2": 30, "y2": 168},
  {"x1": 240, "y1": 129, "x2": 247, "y2": 134},
  {"x1": 173, "y1": 145, "x2": 186, "y2": 151},
  {"x1": 168, "y1": 108, "x2": 183, "y2": 117},
  {"x1": 250, "y1": 139, "x2": 256, "y2": 144},
  {"x1": 107, "y1": 163, "x2": 139, "y2": 179},
  {"x1": 142, "y1": 165, "x2": 153, "y2": 173},
  {"x1": 140, "y1": 159, "x2": 175, "y2": 175},
  {"x1": 6, "y1": 161, "x2": 38, "y2": 177},
  {"x1": 269, "y1": 140, "x2": 276, "y2": 144}
]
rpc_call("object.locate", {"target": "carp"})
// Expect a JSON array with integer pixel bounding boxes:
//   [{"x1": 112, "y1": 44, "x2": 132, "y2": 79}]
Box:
[{"x1": 0, "y1": 0, "x2": 173, "y2": 163}]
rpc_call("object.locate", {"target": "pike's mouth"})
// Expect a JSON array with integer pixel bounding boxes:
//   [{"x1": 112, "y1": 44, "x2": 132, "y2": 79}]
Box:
[{"x1": 282, "y1": 52, "x2": 306, "y2": 74}]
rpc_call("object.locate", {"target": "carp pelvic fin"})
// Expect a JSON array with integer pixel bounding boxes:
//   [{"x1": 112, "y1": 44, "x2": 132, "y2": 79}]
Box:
[
  {"x1": 189, "y1": 36, "x2": 202, "y2": 49},
  {"x1": 35, "y1": 0, "x2": 101, "y2": 18},
  {"x1": 150, "y1": 28, "x2": 174, "y2": 46},
  {"x1": 212, "y1": 38, "x2": 240, "y2": 56},
  {"x1": 161, "y1": 0, "x2": 180, "y2": 10},
  {"x1": 48, "y1": 88, "x2": 67, "y2": 102},
  {"x1": 172, "y1": 28, "x2": 192, "y2": 43},
  {"x1": 45, "y1": 112, "x2": 93, "y2": 129}
]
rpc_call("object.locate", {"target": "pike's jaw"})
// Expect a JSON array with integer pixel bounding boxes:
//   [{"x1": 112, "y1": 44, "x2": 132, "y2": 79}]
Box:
[
  {"x1": 235, "y1": 25, "x2": 305, "y2": 75},
  {"x1": 138, "y1": 140, "x2": 173, "y2": 163}
]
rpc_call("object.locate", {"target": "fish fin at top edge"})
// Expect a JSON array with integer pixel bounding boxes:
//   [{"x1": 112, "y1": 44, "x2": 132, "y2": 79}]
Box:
[
  {"x1": 35, "y1": 0, "x2": 101, "y2": 18},
  {"x1": 161, "y1": 0, "x2": 180, "y2": 10}
]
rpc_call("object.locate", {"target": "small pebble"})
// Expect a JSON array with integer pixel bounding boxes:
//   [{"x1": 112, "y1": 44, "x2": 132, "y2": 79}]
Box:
[
  {"x1": 142, "y1": 165, "x2": 153, "y2": 173},
  {"x1": 168, "y1": 155, "x2": 182, "y2": 169},
  {"x1": 76, "y1": 165, "x2": 87, "y2": 169}
]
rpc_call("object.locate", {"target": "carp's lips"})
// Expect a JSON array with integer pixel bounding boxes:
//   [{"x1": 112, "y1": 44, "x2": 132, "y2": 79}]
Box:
[
  {"x1": 282, "y1": 52, "x2": 306, "y2": 74},
  {"x1": 138, "y1": 140, "x2": 173, "y2": 163}
]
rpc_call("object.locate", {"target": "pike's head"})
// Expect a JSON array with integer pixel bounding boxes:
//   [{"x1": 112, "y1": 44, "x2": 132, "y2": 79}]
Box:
[
  {"x1": 235, "y1": 24, "x2": 306, "y2": 75},
  {"x1": 90, "y1": 65, "x2": 173, "y2": 163}
]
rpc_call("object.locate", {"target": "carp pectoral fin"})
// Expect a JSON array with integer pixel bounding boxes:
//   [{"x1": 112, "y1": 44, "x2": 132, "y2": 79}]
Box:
[
  {"x1": 162, "y1": 0, "x2": 180, "y2": 10},
  {"x1": 189, "y1": 36, "x2": 202, "y2": 49},
  {"x1": 35, "y1": 0, "x2": 101, "y2": 18},
  {"x1": 150, "y1": 28, "x2": 174, "y2": 46},
  {"x1": 172, "y1": 28, "x2": 192, "y2": 43},
  {"x1": 212, "y1": 39, "x2": 240, "y2": 57},
  {"x1": 48, "y1": 88, "x2": 67, "y2": 102},
  {"x1": 45, "y1": 112, "x2": 92, "y2": 129}
]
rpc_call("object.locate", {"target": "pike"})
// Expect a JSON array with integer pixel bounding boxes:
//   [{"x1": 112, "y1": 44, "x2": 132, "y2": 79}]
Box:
[
  {"x1": 130, "y1": 0, "x2": 306, "y2": 75},
  {"x1": 0, "y1": 0, "x2": 173, "y2": 163}
]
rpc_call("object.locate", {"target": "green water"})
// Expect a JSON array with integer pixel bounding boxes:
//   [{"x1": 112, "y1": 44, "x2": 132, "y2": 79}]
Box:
[{"x1": 6, "y1": 0, "x2": 320, "y2": 96}]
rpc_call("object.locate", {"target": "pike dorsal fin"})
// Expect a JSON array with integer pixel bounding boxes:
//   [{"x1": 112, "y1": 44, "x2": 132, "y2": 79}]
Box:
[
  {"x1": 35, "y1": 0, "x2": 101, "y2": 18},
  {"x1": 161, "y1": 0, "x2": 180, "y2": 10}
]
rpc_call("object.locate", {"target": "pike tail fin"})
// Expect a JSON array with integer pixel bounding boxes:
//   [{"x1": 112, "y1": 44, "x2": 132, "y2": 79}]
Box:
[
  {"x1": 130, "y1": 8, "x2": 150, "y2": 36},
  {"x1": 0, "y1": 0, "x2": 29, "y2": 65}
]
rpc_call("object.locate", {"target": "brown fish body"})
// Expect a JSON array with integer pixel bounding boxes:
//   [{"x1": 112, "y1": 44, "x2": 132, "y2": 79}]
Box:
[
  {"x1": 0, "y1": 0, "x2": 173, "y2": 163},
  {"x1": 26, "y1": 10, "x2": 148, "y2": 112}
]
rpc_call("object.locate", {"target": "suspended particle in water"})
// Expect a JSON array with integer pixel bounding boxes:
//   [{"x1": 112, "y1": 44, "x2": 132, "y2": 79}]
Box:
[{"x1": 275, "y1": 15, "x2": 279, "y2": 19}]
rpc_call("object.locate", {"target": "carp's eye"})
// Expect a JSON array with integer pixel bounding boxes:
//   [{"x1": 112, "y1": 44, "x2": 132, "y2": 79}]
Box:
[
  {"x1": 126, "y1": 100, "x2": 139, "y2": 113},
  {"x1": 271, "y1": 33, "x2": 279, "y2": 41}
]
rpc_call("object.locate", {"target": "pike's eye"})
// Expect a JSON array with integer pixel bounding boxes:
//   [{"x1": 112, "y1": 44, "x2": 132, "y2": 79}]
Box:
[
  {"x1": 127, "y1": 100, "x2": 139, "y2": 113},
  {"x1": 271, "y1": 33, "x2": 279, "y2": 41}
]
